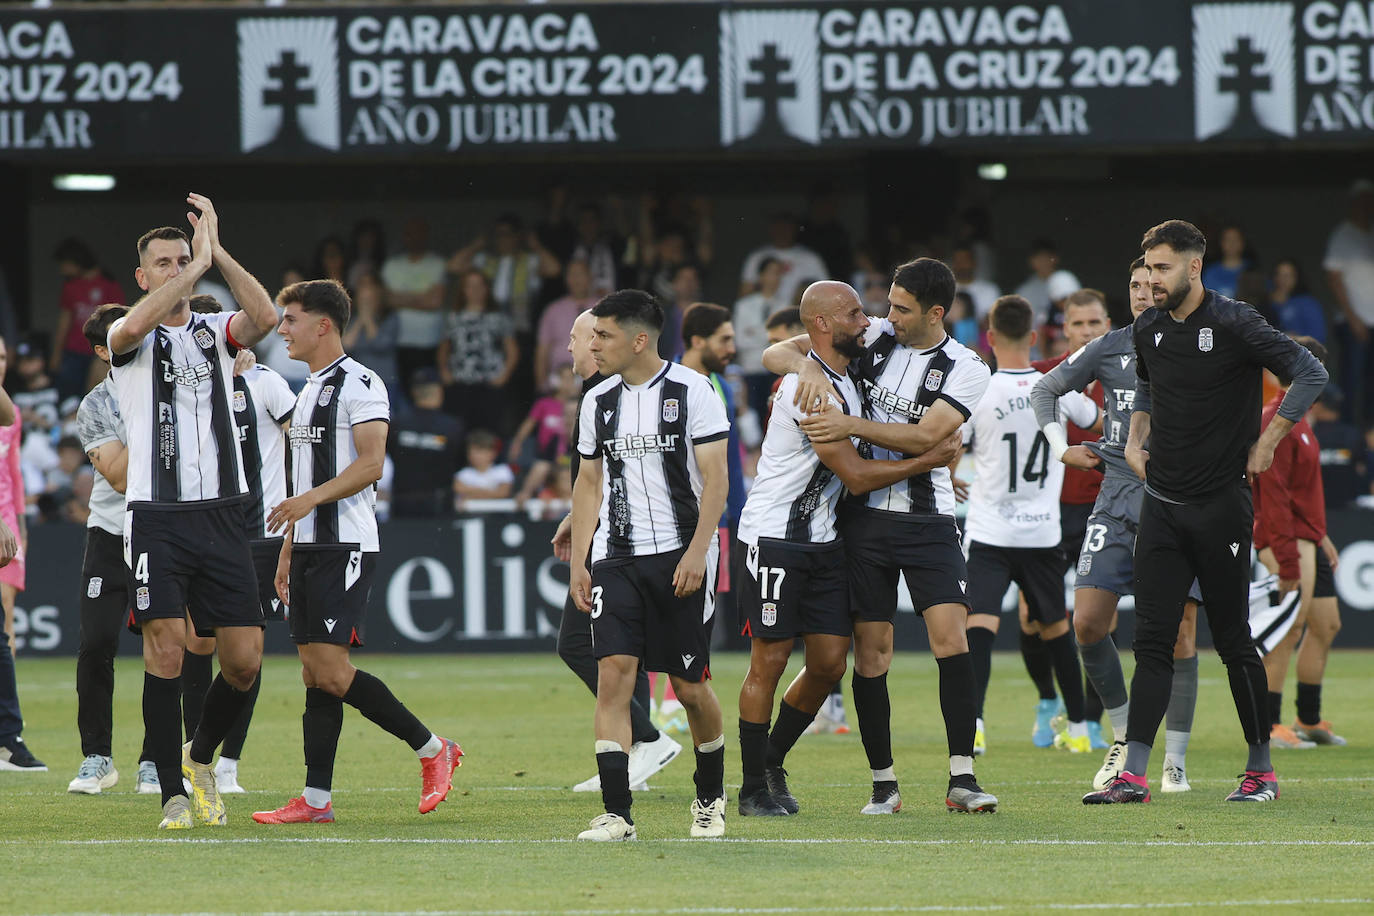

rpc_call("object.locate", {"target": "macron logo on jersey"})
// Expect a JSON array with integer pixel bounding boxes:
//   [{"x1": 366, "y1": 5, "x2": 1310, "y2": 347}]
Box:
[
  {"x1": 1154, "y1": 332, "x2": 1163, "y2": 347},
  {"x1": 1119, "y1": 355, "x2": 1131, "y2": 369}
]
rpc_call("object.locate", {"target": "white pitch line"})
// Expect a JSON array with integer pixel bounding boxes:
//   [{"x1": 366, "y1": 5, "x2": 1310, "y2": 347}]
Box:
[
  {"x1": 7, "y1": 837, "x2": 1374, "y2": 848},
  {"x1": 21, "y1": 897, "x2": 1374, "y2": 916}
]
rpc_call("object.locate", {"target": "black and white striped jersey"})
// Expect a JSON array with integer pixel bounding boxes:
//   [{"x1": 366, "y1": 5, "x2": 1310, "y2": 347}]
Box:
[
  {"x1": 738, "y1": 354, "x2": 862, "y2": 546},
  {"x1": 235, "y1": 364, "x2": 296, "y2": 541},
  {"x1": 577, "y1": 361, "x2": 730, "y2": 563},
  {"x1": 75, "y1": 378, "x2": 126, "y2": 537},
  {"x1": 964, "y1": 368, "x2": 1099, "y2": 548},
  {"x1": 850, "y1": 320, "x2": 990, "y2": 518},
  {"x1": 107, "y1": 312, "x2": 247, "y2": 506},
  {"x1": 287, "y1": 355, "x2": 390, "y2": 552}
]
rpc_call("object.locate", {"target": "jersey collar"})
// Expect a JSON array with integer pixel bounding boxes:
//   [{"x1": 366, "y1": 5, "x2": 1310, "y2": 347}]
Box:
[
  {"x1": 621, "y1": 360, "x2": 671, "y2": 391},
  {"x1": 807, "y1": 350, "x2": 848, "y2": 382},
  {"x1": 309, "y1": 354, "x2": 348, "y2": 381},
  {"x1": 920, "y1": 334, "x2": 951, "y2": 356}
]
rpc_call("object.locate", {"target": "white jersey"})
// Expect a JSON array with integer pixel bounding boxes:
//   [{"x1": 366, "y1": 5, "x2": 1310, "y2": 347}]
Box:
[
  {"x1": 577, "y1": 360, "x2": 730, "y2": 563},
  {"x1": 964, "y1": 368, "x2": 1099, "y2": 548},
  {"x1": 738, "y1": 354, "x2": 862, "y2": 546},
  {"x1": 107, "y1": 311, "x2": 247, "y2": 506},
  {"x1": 287, "y1": 355, "x2": 390, "y2": 552},
  {"x1": 75, "y1": 378, "x2": 126, "y2": 537},
  {"x1": 235, "y1": 364, "x2": 296, "y2": 541},
  {"x1": 850, "y1": 321, "x2": 990, "y2": 518}
]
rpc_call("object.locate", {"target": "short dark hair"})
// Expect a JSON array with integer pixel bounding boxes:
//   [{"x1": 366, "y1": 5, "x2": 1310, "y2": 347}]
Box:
[
  {"x1": 136, "y1": 226, "x2": 189, "y2": 261},
  {"x1": 591, "y1": 289, "x2": 663, "y2": 335},
  {"x1": 1030, "y1": 238, "x2": 1058, "y2": 255},
  {"x1": 1275, "y1": 335, "x2": 1328, "y2": 387},
  {"x1": 681, "y1": 302, "x2": 731, "y2": 349},
  {"x1": 278, "y1": 278, "x2": 351, "y2": 333},
  {"x1": 188, "y1": 294, "x2": 223, "y2": 315},
  {"x1": 989, "y1": 295, "x2": 1034, "y2": 341},
  {"x1": 765, "y1": 307, "x2": 802, "y2": 331},
  {"x1": 1141, "y1": 220, "x2": 1207, "y2": 259},
  {"x1": 892, "y1": 257, "x2": 956, "y2": 313},
  {"x1": 57, "y1": 435, "x2": 83, "y2": 453},
  {"x1": 1063, "y1": 289, "x2": 1107, "y2": 312},
  {"x1": 1129, "y1": 256, "x2": 1146, "y2": 274},
  {"x1": 54, "y1": 237, "x2": 97, "y2": 270},
  {"x1": 468, "y1": 429, "x2": 499, "y2": 450},
  {"x1": 82, "y1": 303, "x2": 129, "y2": 352}
]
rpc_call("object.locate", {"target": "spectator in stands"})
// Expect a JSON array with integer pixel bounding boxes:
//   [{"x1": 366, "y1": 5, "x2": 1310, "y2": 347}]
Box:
[
  {"x1": 438, "y1": 269, "x2": 517, "y2": 436},
  {"x1": 1310, "y1": 385, "x2": 1366, "y2": 508},
  {"x1": 640, "y1": 222, "x2": 694, "y2": 305},
  {"x1": 381, "y1": 217, "x2": 447, "y2": 388},
  {"x1": 1324, "y1": 179, "x2": 1374, "y2": 426},
  {"x1": 508, "y1": 365, "x2": 577, "y2": 469},
  {"x1": 733, "y1": 256, "x2": 789, "y2": 419},
  {"x1": 1015, "y1": 239, "x2": 1080, "y2": 330},
  {"x1": 1270, "y1": 259, "x2": 1327, "y2": 343},
  {"x1": 951, "y1": 244, "x2": 1000, "y2": 319},
  {"x1": 509, "y1": 368, "x2": 579, "y2": 509},
  {"x1": 799, "y1": 182, "x2": 853, "y2": 281},
  {"x1": 571, "y1": 201, "x2": 627, "y2": 298},
  {"x1": 454, "y1": 429, "x2": 515, "y2": 508},
  {"x1": 1235, "y1": 269, "x2": 1281, "y2": 328},
  {"x1": 388, "y1": 369, "x2": 465, "y2": 518},
  {"x1": 51, "y1": 238, "x2": 124, "y2": 400},
  {"x1": 739, "y1": 213, "x2": 828, "y2": 305},
  {"x1": 534, "y1": 259, "x2": 595, "y2": 393},
  {"x1": 37, "y1": 435, "x2": 88, "y2": 524},
  {"x1": 946, "y1": 291, "x2": 982, "y2": 351},
  {"x1": 311, "y1": 236, "x2": 349, "y2": 288},
  {"x1": 636, "y1": 189, "x2": 714, "y2": 300},
  {"x1": 954, "y1": 206, "x2": 997, "y2": 284},
  {"x1": 534, "y1": 180, "x2": 578, "y2": 284},
  {"x1": 449, "y1": 213, "x2": 561, "y2": 341},
  {"x1": 342, "y1": 273, "x2": 402, "y2": 408},
  {"x1": 11, "y1": 339, "x2": 59, "y2": 445},
  {"x1": 1201, "y1": 224, "x2": 1253, "y2": 298},
  {"x1": 346, "y1": 218, "x2": 386, "y2": 290},
  {"x1": 659, "y1": 262, "x2": 698, "y2": 360}
]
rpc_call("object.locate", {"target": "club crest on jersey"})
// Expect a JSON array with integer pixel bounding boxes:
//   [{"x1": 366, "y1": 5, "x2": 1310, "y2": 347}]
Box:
[
  {"x1": 318, "y1": 384, "x2": 336, "y2": 407},
  {"x1": 662, "y1": 398, "x2": 679, "y2": 423},
  {"x1": 1077, "y1": 555, "x2": 1093, "y2": 576},
  {"x1": 924, "y1": 369, "x2": 944, "y2": 391},
  {"x1": 193, "y1": 328, "x2": 215, "y2": 350},
  {"x1": 87, "y1": 577, "x2": 102, "y2": 598},
  {"x1": 233, "y1": 390, "x2": 247, "y2": 412},
  {"x1": 136, "y1": 586, "x2": 150, "y2": 610},
  {"x1": 761, "y1": 602, "x2": 777, "y2": 627},
  {"x1": 1198, "y1": 328, "x2": 1214, "y2": 352}
]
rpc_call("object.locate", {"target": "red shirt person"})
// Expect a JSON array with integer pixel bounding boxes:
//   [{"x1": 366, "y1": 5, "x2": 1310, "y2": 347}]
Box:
[{"x1": 53, "y1": 238, "x2": 125, "y2": 399}]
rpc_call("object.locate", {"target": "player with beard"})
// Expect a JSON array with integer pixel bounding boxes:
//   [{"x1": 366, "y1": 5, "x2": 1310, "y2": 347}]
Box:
[
  {"x1": 1033, "y1": 259, "x2": 1205, "y2": 793},
  {"x1": 764, "y1": 259, "x2": 997, "y2": 814},
  {"x1": 736, "y1": 281, "x2": 960, "y2": 816},
  {"x1": 1084, "y1": 220, "x2": 1326, "y2": 805}
]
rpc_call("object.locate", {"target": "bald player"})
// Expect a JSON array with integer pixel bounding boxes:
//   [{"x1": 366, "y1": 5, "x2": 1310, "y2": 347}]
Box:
[
  {"x1": 764, "y1": 261, "x2": 998, "y2": 815},
  {"x1": 735, "y1": 282, "x2": 961, "y2": 816}
]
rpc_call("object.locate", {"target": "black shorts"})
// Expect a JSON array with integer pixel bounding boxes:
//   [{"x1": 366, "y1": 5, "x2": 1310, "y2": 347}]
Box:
[
  {"x1": 1314, "y1": 545, "x2": 1335, "y2": 599},
  {"x1": 125, "y1": 500, "x2": 264, "y2": 638},
  {"x1": 288, "y1": 546, "x2": 377, "y2": 647},
  {"x1": 591, "y1": 540, "x2": 718, "y2": 682},
  {"x1": 252, "y1": 538, "x2": 287, "y2": 621},
  {"x1": 83, "y1": 527, "x2": 131, "y2": 627},
  {"x1": 1059, "y1": 502, "x2": 1093, "y2": 577},
  {"x1": 965, "y1": 541, "x2": 1067, "y2": 624},
  {"x1": 841, "y1": 508, "x2": 970, "y2": 620},
  {"x1": 735, "y1": 538, "x2": 850, "y2": 640}
]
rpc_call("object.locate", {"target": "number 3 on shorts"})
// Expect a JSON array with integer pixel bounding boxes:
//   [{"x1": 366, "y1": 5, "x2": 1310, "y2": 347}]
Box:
[
  {"x1": 1083, "y1": 524, "x2": 1108, "y2": 553},
  {"x1": 590, "y1": 585, "x2": 604, "y2": 619},
  {"x1": 134, "y1": 552, "x2": 149, "y2": 583}
]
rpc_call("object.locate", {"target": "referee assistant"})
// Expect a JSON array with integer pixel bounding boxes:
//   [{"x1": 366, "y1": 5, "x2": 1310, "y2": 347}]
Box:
[{"x1": 1084, "y1": 220, "x2": 1327, "y2": 805}]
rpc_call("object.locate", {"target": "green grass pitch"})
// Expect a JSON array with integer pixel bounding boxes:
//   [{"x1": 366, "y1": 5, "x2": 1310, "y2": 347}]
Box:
[{"x1": 3, "y1": 649, "x2": 1373, "y2": 915}]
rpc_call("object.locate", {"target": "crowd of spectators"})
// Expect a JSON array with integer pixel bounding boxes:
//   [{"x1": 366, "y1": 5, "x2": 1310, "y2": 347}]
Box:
[{"x1": 8, "y1": 180, "x2": 1374, "y2": 526}]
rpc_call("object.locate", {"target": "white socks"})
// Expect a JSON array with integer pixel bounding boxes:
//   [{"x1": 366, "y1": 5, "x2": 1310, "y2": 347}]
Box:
[{"x1": 417, "y1": 734, "x2": 443, "y2": 759}]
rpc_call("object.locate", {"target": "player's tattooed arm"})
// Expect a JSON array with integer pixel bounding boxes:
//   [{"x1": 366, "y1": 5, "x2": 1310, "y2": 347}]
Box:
[{"x1": 87, "y1": 442, "x2": 128, "y2": 494}]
